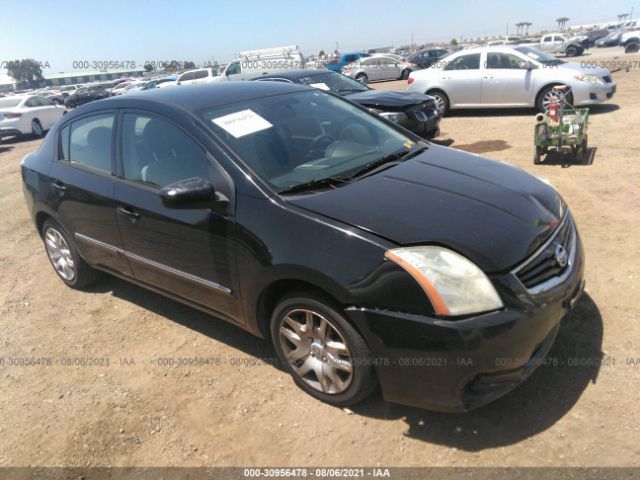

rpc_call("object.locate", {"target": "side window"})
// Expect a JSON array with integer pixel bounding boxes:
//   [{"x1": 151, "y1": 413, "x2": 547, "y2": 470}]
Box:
[
  {"x1": 226, "y1": 62, "x2": 241, "y2": 75},
  {"x1": 444, "y1": 54, "x2": 481, "y2": 70},
  {"x1": 121, "y1": 113, "x2": 212, "y2": 189},
  {"x1": 486, "y1": 53, "x2": 524, "y2": 69},
  {"x1": 39, "y1": 97, "x2": 55, "y2": 106},
  {"x1": 542, "y1": 35, "x2": 552, "y2": 42},
  {"x1": 193, "y1": 70, "x2": 208, "y2": 80},
  {"x1": 180, "y1": 72, "x2": 195, "y2": 82},
  {"x1": 68, "y1": 114, "x2": 114, "y2": 174},
  {"x1": 25, "y1": 98, "x2": 39, "y2": 107}
]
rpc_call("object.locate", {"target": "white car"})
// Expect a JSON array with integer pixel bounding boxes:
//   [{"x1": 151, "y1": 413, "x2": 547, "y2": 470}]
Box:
[
  {"x1": 110, "y1": 81, "x2": 133, "y2": 95},
  {"x1": 0, "y1": 95, "x2": 66, "y2": 139},
  {"x1": 120, "y1": 81, "x2": 147, "y2": 94},
  {"x1": 342, "y1": 55, "x2": 416, "y2": 83},
  {"x1": 407, "y1": 46, "x2": 616, "y2": 113},
  {"x1": 176, "y1": 68, "x2": 219, "y2": 85}
]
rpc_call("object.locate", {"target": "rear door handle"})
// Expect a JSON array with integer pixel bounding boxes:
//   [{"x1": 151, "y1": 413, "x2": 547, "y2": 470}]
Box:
[
  {"x1": 51, "y1": 181, "x2": 66, "y2": 192},
  {"x1": 117, "y1": 206, "x2": 140, "y2": 220}
]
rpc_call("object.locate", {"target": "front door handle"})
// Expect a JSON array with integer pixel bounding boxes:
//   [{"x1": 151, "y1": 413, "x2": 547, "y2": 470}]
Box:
[
  {"x1": 117, "y1": 206, "x2": 140, "y2": 220},
  {"x1": 51, "y1": 181, "x2": 66, "y2": 192}
]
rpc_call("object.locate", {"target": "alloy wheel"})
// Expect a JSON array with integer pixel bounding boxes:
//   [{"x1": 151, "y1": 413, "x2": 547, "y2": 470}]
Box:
[
  {"x1": 32, "y1": 120, "x2": 43, "y2": 137},
  {"x1": 44, "y1": 227, "x2": 75, "y2": 281},
  {"x1": 278, "y1": 308, "x2": 354, "y2": 394}
]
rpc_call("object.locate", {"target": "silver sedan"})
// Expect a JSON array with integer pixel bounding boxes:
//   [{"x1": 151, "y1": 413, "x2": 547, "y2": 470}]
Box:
[
  {"x1": 406, "y1": 46, "x2": 616, "y2": 113},
  {"x1": 342, "y1": 55, "x2": 416, "y2": 83}
]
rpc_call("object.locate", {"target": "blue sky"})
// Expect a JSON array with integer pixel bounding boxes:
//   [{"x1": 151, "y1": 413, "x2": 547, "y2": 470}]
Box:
[{"x1": 0, "y1": 0, "x2": 637, "y2": 72}]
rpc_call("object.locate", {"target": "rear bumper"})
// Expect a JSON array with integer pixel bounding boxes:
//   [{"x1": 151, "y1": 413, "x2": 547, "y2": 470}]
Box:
[{"x1": 346, "y1": 229, "x2": 585, "y2": 412}]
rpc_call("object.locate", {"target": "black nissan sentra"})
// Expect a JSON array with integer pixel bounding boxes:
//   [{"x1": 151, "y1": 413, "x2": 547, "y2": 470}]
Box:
[{"x1": 21, "y1": 82, "x2": 585, "y2": 412}]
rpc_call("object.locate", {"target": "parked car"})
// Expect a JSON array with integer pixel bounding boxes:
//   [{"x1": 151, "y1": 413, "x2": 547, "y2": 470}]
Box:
[
  {"x1": 596, "y1": 31, "x2": 622, "y2": 47},
  {"x1": 176, "y1": 68, "x2": 219, "y2": 86},
  {"x1": 325, "y1": 52, "x2": 370, "y2": 73},
  {"x1": 36, "y1": 90, "x2": 65, "y2": 105},
  {"x1": 142, "y1": 77, "x2": 177, "y2": 90},
  {"x1": 0, "y1": 95, "x2": 66, "y2": 139},
  {"x1": 64, "y1": 85, "x2": 111, "y2": 108},
  {"x1": 110, "y1": 81, "x2": 133, "y2": 95},
  {"x1": 214, "y1": 45, "x2": 306, "y2": 81},
  {"x1": 21, "y1": 82, "x2": 585, "y2": 412},
  {"x1": 342, "y1": 55, "x2": 416, "y2": 83},
  {"x1": 526, "y1": 33, "x2": 586, "y2": 57},
  {"x1": 254, "y1": 69, "x2": 441, "y2": 138},
  {"x1": 578, "y1": 29, "x2": 610, "y2": 48},
  {"x1": 59, "y1": 85, "x2": 80, "y2": 98},
  {"x1": 407, "y1": 46, "x2": 616, "y2": 113},
  {"x1": 407, "y1": 48, "x2": 449, "y2": 69},
  {"x1": 120, "y1": 80, "x2": 147, "y2": 94},
  {"x1": 620, "y1": 29, "x2": 640, "y2": 48}
]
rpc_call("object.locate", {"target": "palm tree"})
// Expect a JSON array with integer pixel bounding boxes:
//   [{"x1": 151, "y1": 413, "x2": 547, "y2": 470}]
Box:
[
  {"x1": 524, "y1": 22, "x2": 533, "y2": 36},
  {"x1": 556, "y1": 17, "x2": 570, "y2": 31}
]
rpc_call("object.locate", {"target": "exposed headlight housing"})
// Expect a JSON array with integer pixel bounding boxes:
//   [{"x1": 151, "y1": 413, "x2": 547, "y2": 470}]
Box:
[
  {"x1": 574, "y1": 74, "x2": 604, "y2": 85},
  {"x1": 385, "y1": 246, "x2": 504, "y2": 316},
  {"x1": 368, "y1": 109, "x2": 408, "y2": 123}
]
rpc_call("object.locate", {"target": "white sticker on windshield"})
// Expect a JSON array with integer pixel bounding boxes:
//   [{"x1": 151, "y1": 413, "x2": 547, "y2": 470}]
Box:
[
  {"x1": 212, "y1": 109, "x2": 272, "y2": 138},
  {"x1": 309, "y1": 82, "x2": 330, "y2": 91}
]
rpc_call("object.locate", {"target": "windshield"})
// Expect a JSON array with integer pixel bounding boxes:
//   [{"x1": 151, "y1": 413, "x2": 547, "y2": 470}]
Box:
[
  {"x1": 295, "y1": 72, "x2": 369, "y2": 94},
  {"x1": 0, "y1": 98, "x2": 22, "y2": 108},
  {"x1": 200, "y1": 90, "x2": 417, "y2": 192},
  {"x1": 514, "y1": 46, "x2": 565, "y2": 65}
]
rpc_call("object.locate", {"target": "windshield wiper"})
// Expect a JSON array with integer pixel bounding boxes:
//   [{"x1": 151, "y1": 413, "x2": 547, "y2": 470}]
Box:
[
  {"x1": 338, "y1": 88, "x2": 368, "y2": 94},
  {"x1": 344, "y1": 145, "x2": 427, "y2": 181},
  {"x1": 278, "y1": 176, "x2": 348, "y2": 195}
]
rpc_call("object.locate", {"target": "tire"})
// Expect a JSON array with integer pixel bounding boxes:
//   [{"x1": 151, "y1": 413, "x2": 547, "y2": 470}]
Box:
[
  {"x1": 536, "y1": 85, "x2": 572, "y2": 113},
  {"x1": 270, "y1": 291, "x2": 376, "y2": 407},
  {"x1": 31, "y1": 119, "x2": 44, "y2": 138},
  {"x1": 566, "y1": 46, "x2": 578, "y2": 57},
  {"x1": 400, "y1": 69, "x2": 410, "y2": 80},
  {"x1": 355, "y1": 73, "x2": 368, "y2": 84},
  {"x1": 534, "y1": 145, "x2": 543, "y2": 164},
  {"x1": 626, "y1": 42, "x2": 640, "y2": 54},
  {"x1": 42, "y1": 219, "x2": 101, "y2": 289},
  {"x1": 427, "y1": 90, "x2": 450, "y2": 115}
]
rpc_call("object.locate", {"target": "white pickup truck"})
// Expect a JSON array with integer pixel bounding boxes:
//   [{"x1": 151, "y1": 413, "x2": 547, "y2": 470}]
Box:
[{"x1": 524, "y1": 34, "x2": 586, "y2": 57}]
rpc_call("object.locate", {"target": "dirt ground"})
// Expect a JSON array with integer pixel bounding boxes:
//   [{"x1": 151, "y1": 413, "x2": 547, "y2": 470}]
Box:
[{"x1": 1, "y1": 48, "x2": 639, "y2": 468}]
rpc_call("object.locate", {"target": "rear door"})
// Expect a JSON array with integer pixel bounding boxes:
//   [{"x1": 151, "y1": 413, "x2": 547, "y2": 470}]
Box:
[
  {"x1": 49, "y1": 112, "x2": 131, "y2": 275},
  {"x1": 113, "y1": 110, "x2": 241, "y2": 321},
  {"x1": 481, "y1": 51, "x2": 535, "y2": 106},
  {"x1": 439, "y1": 52, "x2": 482, "y2": 107},
  {"x1": 378, "y1": 56, "x2": 401, "y2": 80}
]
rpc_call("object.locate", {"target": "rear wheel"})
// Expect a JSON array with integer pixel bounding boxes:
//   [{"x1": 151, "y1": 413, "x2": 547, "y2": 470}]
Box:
[
  {"x1": 271, "y1": 292, "x2": 376, "y2": 406},
  {"x1": 42, "y1": 219, "x2": 101, "y2": 288},
  {"x1": 427, "y1": 90, "x2": 450, "y2": 115},
  {"x1": 31, "y1": 119, "x2": 44, "y2": 138}
]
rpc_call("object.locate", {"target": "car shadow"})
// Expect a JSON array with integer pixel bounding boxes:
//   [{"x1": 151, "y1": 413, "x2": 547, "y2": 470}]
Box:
[
  {"x1": 0, "y1": 145, "x2": 14, "y2": 154},
  {"x1": 86, "y1": 274, "x2": 275, "y2": 361},
  {"x1": 446, "y1": 104, "x2": 618, "y2": 118},
  {"x1": 87, "y1": 275, "x2": 602, "y2": 451},
  {"x1": 351, "y1": 293, "x2": 603, "y2": 450}
]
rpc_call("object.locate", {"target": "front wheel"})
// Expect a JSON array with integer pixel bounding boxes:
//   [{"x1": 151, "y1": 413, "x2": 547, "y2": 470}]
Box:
[
  {"x1": 271, "y1": 292, "x2": 376, "y2": 406},
  {"x1": 355, "y1": 73, "x2": 368, "y2": 84},
  {"x1": 536, "y1": 85, "x2": 572, "y2": 112},
  {"x1": 400, "y1": 69, "x2": 410, "y2": 80},
  {"x1": 566, "y1": 46, "x2": 578, "y2": 57}
]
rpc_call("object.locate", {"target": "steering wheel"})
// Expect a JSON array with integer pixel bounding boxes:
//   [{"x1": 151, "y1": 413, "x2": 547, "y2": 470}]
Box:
[{"x1": 305, "y1": 134, "x2": 335, "y2": 160}]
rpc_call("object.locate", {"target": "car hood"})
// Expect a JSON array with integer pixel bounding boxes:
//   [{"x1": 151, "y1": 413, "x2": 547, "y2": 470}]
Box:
[
  {"x1": 287, "y1": 145, "x2": 565, "y2": 272},
  {"x1": 558, "y1": 62, "x2": 611, "y2": 76},
  {"x1": 345, "y1": 90, "x2": 434, "y2": 109}
]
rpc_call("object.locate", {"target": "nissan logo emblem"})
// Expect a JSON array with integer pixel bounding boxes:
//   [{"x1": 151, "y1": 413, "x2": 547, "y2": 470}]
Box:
[{"x1": 555, "y1": 244, "x2": 568, "y2": 268}]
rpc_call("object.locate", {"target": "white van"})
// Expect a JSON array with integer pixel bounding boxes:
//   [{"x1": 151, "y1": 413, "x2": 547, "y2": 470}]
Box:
[
  {"x1": 214, "y1": 45, "x2": 305, "y2": 81},
  {"x1": 176, "y1": 67, "x2": 219, "y2": 86}
]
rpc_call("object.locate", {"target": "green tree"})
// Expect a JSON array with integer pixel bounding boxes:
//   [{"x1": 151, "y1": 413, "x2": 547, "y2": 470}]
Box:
[
  {"x1": 5, "y1": 59, "x2": 45, "y2": 88},
  {"x1": 183, "y1": 61, "x2": 196, "y2": 69},
  {"x1": 318, "y1": 49, "x2": 325, "y2": 58},
  {"x1": 450, "y1": 38, "x2": 458, "y2": 46},
  {"x1": 144, "y1": 62, "x2": 154, "y2": 72}
]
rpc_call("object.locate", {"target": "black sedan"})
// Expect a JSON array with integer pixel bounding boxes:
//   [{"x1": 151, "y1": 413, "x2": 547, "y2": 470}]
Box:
[
  {"x1": 64, "y1": 84, "x2": 110, "y2": 108},
  {"x1": 407, "y1": 48, "x2": 449, "y2": 69},
  {"x1": 254, "y1": 69, "x2": 441, "y2": 139},
  {"x1": 22, "y1": 82, "x2": 585, "y2": 412}
]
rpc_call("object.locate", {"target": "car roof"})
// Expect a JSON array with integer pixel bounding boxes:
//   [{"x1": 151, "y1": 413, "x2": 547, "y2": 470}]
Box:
[
  {"x1": 94, "y1": 81, "x2": 310, "y2": 112},
  {"x1": 452, "y1": 45, "x2": 527, "y2": 54}
]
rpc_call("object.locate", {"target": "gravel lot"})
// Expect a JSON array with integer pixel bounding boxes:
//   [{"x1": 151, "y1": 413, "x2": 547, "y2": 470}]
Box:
[{"x1": 1, "y1": 48, "x2": 639, "y2": 468}]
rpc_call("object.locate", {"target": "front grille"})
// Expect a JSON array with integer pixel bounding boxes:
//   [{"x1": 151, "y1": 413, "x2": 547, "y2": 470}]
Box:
[
  {"x1": 515, "y1": 216, "x2": 574, "y2": 289},
  {"x1": 602, "y1": 75, "x2": 612, "y2": 83}
]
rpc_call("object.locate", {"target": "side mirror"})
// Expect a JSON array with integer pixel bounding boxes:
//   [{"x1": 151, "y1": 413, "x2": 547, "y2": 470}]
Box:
[
  {"x1": 159, "y1": 177, "x2": 216, "y2": 209},
  {"x1": 520, "y1": 61, "x2": 537, "y2": 70}
]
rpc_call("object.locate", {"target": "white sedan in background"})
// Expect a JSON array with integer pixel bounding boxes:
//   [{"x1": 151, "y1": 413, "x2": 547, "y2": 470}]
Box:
[
  {"x1": 0, "y1": 95, "x2": 66, "y2": 140},
  {"x1": 407, "y1": 46, "x2": 616, "y2": 113}
]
